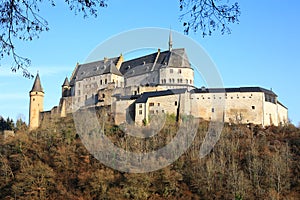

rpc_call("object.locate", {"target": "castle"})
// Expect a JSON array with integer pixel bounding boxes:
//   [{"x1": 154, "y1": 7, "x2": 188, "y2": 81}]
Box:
[{"x1": 29, "y1": 35, "x2": 288, "y2": 130}]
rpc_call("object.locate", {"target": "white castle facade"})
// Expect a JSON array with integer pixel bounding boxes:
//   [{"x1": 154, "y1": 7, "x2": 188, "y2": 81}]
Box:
[{"x1": 29, "y1": 36, "x2": 288, "y2": 130}]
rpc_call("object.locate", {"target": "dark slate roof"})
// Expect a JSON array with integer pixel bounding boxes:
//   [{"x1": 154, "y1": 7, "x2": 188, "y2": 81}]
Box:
[
  {"x1": 113, "y1": 94, "x2": 141, "y2": 101},
  {"x1": 62, "y1": 77, "x2": 70, "y2": 87},
  {"x1": 191, "y1": 87, "x2": 277, "y2": 96},
  {"x1": 277, "y1": 101, "x2": 288, "y2": 109},
  {"x1": 70, "y1": 57, "x2": 122, "y2": 83},
  {"x1": 136, "y1": 88, "x2": 187, "y2": 103},
  {"x1": 30, "y1": 73, "x2": 43, "y2": 92},
  {"x1": 119, "y1": 48, "x2": 191, "y2": 77}
]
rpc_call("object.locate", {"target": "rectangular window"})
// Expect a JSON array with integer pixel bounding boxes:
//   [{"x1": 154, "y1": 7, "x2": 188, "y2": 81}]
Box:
[
  {"x1": 139, "y1": 110, "x2": 142, "y2": 115},
  {"x1": 175, "y1": 101, "x2": 177, "y2": 106},
  {"x1": 252, "y1": 106, "x2": 255, "y2": 110},
  {"x1": 100, "y1": 80, "x2": 102, "y2": 85},
  {"x1": 212, "y1": 108, "x2": 215, "y2": 112},
  {"x1": 158, "y1": 103, "x2": 160, "y2": 106},
  {"x1": 178, "y1": 69, "x2": 182, "y2": 74},
  {"x1": 139, "y1": 104, "x2": 142, "y2": 108},
  {"x1": 105, "y1": 79, "x2": 107, "y2": 84},
  {"x1": 149, "y1": 102, "x2": 154, "y2": 106}
]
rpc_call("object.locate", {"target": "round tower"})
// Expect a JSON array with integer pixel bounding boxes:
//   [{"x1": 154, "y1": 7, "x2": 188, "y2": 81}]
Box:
[{"x1": 29, "y1": 73, "x2": 44, "y2": 130}]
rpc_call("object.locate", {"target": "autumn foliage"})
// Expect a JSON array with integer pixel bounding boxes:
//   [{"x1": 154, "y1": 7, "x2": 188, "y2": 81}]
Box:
[{"x1": 0, "y1": 113, "x2": 299, "y2": 199}]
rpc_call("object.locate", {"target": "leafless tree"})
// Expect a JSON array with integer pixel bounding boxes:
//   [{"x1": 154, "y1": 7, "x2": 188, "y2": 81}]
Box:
[
  {"x1": 179, "y1": 0, "x2": 240, "y2": 36},
  {"x1": 0, "y1": 0, "x2": 107, "y2": 78}
]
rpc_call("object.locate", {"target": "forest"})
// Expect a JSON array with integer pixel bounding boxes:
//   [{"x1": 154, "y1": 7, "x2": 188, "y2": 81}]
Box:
[{"x1": 0, "y1": 112, "x2": 299, "y2": 200}]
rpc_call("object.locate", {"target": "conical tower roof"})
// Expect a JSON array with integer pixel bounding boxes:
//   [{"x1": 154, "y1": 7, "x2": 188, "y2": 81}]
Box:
[
  {"x1": 30, "y1": 73, "x2": 43, "y2": 92},
  {"x1": 62, "y1": 77, "x2": 70, "y2": 87}
]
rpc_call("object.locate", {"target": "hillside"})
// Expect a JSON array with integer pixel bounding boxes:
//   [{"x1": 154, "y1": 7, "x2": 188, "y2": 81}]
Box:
[{"x1": 0, "y1": 113, "x2": 300, "y2": 200}]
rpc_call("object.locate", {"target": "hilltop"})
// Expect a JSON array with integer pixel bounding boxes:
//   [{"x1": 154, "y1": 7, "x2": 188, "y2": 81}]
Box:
[{"x1": 0, "y1": 113, "x2": 300, "y2": 199}]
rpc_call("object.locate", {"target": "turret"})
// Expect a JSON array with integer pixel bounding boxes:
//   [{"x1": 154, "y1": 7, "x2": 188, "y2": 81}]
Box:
[
  {"x1": 62, "y1": 77, "x2": 70, "y2": 97},
  {"x1": 29, "y1": 73, "x2": 44, "y2": 130}
]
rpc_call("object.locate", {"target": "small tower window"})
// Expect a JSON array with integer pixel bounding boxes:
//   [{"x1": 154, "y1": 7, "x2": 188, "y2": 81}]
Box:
[
  {"x1": 175, "y1": 101, "x2": 177, "y2": 106},
  {"x1": 33, "y1": 98, "x2": 35, "y2": 101}
]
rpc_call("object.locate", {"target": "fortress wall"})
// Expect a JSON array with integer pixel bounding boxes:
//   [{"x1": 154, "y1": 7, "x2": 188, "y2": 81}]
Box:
[
  {"x1": 114, "y1": 99, "x2": 135, "y2": 125},
  {"x1": 264, "y1": 101, "x2": 279, "y2": 126},
  {"x1": 225, "y1": 92, "x2": 264, "y2": 125},
  {"x1": 190, "y1": 93, "x2": 225, "y2": 121},
  {"x1": 277, "y1": 103, "x2": 288, "y2": 125},
  {"x1": 190, "y1": 92, "x2": 264, "y2": 124}
]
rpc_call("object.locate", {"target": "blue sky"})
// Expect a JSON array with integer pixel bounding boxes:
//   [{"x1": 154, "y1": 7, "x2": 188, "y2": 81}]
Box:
[{"x1": 0, "y1": 0, "x2": 299, "y2": 126}]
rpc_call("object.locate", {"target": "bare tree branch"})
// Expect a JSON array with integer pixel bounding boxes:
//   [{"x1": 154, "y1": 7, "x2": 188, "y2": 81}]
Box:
[
  {"x1": 0, "y1": 0, "x2": 107, "y2": 78},
  {"x1": 179, "y1": 0, "x2": 241, "y2": 37}
]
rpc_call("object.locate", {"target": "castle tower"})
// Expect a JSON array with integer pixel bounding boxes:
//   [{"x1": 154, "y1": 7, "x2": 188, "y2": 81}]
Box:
[
  {"x1": 29, "y1": 73, "x2": 44, "y2": 130},
  {"x1": 62, "y1": 77, "x2": 70, "y2": 97}
]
